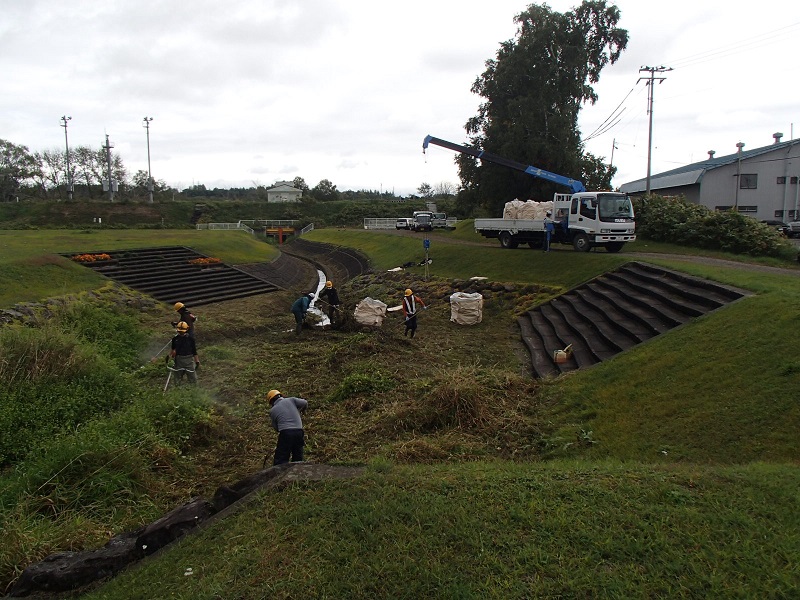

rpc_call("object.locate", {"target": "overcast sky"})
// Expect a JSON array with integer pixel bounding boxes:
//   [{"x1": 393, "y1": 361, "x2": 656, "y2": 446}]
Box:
[{"x1": 2, "y1": 0, "x2": 798, "y2": 196}]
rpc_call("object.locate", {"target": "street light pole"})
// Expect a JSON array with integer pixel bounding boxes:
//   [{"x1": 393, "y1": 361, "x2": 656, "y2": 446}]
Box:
[
  {"x1": 103, "y1": 134, "x2": 115, "y2": 202},
  {"x1": 60, "y1": 115, "x2": 73, "y2": 201},
  {"x1": 143, "y1": 117, "x2": 154, "y2": 203}
]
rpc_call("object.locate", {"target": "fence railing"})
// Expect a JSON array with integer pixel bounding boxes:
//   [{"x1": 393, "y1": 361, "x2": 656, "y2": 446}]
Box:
[
  {"x1": 363, "y1": 218, "x2": 397, "y2": 230},
  {"x1": 363, "y1": 218, "x2": 459, "y2": 230},
  {"x1": 198, "y1": 222, "x2": 255, "y2": 234},
  {"x1": 197, "y1": 221, "x2": 315, "y2": 238},
  {"x1": 239, "y1": 220, "x2": 298, "y2": 228}
]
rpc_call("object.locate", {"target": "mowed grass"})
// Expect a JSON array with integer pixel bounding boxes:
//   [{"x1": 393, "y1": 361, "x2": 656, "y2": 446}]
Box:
[{"x1": 88, "y1": 461, "x2": 800, "y2": 600}]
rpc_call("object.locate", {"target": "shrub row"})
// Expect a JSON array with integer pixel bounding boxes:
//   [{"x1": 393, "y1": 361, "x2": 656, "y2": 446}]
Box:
[{"x1": 633, "y1": 195, "x2": 797, "y2": 259}]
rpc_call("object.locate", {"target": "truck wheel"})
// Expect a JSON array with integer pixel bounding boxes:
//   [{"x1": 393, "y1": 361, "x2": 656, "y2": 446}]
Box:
[
  {"x1": 499, "y1": 232, "x2": 518, "y2": 249},
  {"x1": 605, "y1": 242, "x2": 625, "y2": 253},
  {"x1": 573, "y1": 233, "x2": 591, "y2": 252}
]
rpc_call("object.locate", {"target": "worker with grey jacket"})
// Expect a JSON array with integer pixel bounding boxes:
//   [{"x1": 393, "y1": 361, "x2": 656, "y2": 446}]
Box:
[{"x1": 266, "y1": 389, "x2": 308, "y2": 465}]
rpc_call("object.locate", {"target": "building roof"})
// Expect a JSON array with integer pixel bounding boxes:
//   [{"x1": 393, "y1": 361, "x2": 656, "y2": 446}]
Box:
[{"x1": 620, "y1": 138, "x2": 800, "y2": 194}]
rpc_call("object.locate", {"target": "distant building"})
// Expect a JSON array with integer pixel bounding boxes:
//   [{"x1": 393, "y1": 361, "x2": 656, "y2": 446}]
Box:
[
  {"x1": 620, "y1": 133, "x2": 800, "y2": 221},
  {"x1": 266, "y1": 181, "x2": 302, "y2": 203}
]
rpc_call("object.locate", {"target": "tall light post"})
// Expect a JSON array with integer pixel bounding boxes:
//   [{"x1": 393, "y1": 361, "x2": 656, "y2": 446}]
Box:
[
  {"x1": 103, "y1": 134, "x2": 115, "y2": 202},
  {"x1": 60, "y1": 115, "x2": 73, "y2": 201},
  {"x1": 734, "y1": 142, "x2": 745, "y2": 212},
  {"x1": 142, "y1": 117, "x2": 154, "y2": 203}
]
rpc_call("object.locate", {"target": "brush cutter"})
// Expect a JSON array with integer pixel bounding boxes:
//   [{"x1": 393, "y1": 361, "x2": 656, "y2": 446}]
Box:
[
  {"x1": 163, "y1": 364, "x2": 197, "y2": 392},
  {"x1": 149, "y1": 339, "x2": 172, "y2": 362}
]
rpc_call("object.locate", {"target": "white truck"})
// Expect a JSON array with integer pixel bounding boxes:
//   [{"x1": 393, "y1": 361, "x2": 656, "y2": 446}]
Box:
[
  {"x1": 475, "y1": 191, "x2": 636, "y2": 252},
  {"x1": 423, "y1": 135, "x2": 636, "y2": 252}
]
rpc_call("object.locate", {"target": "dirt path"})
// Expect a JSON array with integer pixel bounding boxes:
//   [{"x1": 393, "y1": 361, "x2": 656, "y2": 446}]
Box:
[{"x1": 625, "y1": 252, "x2": 800, "y2": 277}]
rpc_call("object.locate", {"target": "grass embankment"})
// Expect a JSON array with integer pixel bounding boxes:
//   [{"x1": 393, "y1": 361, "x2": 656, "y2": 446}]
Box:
[
  {"x1": 90, "y1": 461, "x2": 800, "y2": 599},
  {"x1": 0, "y1": 230, "x2": 278, "y2": 307},
  {"x1": 2, "y1": 227, "x2": 800, "y2": 596}
]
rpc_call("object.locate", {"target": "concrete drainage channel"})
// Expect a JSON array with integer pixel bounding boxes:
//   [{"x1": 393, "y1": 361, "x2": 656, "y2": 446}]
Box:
[{"x1": 520, "y1": 261, "x2": 750, "y2": 378}]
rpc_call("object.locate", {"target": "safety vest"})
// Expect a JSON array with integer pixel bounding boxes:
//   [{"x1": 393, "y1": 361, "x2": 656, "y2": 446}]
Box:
[{"x1": 403, "y1": 295, "x2": 416, "y2": 315}]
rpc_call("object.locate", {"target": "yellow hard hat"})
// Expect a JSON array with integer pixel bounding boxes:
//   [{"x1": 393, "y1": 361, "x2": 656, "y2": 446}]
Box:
[
  {"x1": 266, "y1": 389, "x2": 282, "y2": 405},
  {"x1": 326, "y1": 281, "x2": 333, "y2": 288},
  {"x1": 174, "y1": 302, "x2": 185, "y2": 311},
  {"x1": 404, "y1": 288, "x2": 413, "y2": 296},
  {"x1": 176, "y1": 321, "x2": 190, "y2": 333}
]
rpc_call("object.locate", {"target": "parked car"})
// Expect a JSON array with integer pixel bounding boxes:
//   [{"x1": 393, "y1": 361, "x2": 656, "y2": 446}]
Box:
[
  {"x1": 760, "y1": 219, "x2": 790, "y2": 236},
  {"x1": 395, "y1": 217, "x2": 413, "y2": 230},
  {"x1": 785, "y1": 221, "x2": 800, "y2": 238}
]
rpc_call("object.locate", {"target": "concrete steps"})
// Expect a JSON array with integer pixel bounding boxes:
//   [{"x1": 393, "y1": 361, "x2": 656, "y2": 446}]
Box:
[
  {"x1": 519, "y1": 261, "x2": 748, "y2": 378},
  {"x1": 64, "y1": 246, "x2": 280, "y2": 306}
]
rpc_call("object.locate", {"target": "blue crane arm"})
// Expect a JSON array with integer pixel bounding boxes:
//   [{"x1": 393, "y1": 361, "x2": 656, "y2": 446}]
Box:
[{"x1": 422, "y1": 134, "x2": 586, "y2": 194}]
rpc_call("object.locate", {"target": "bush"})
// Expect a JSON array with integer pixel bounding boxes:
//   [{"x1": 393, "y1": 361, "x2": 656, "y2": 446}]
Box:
[{"x1": 633, "y1": 195, "x2": 796, "y2": 259}]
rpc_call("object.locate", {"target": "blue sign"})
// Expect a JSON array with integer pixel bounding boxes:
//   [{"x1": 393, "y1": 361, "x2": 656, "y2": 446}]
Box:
[{"x1": 423, "y1": 239, "x2": 430, "y2": 249}]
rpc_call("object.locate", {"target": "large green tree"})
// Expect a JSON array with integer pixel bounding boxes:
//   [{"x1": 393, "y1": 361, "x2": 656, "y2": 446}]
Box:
[
  {"x1": 457, "y1": 1, "x2": 627, "y2": 214},
  {"x1": 0, "y1": 140, "x2": 38, "y2": 201}
]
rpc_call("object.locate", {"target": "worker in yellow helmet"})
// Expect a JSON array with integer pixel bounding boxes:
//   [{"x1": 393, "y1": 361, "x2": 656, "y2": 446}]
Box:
[
  {"x1": 401, "y1": 288, "x2": 427, "y2": 338},
  {"x1": 171, "y1": 302, "x2": 197, "y2": 339},
  {"x1": 169, "y1": 321, "x2": 199, "y2": 384},
  {"x1": 318, "y1": 280, "x2": 341, "y2": 327}
]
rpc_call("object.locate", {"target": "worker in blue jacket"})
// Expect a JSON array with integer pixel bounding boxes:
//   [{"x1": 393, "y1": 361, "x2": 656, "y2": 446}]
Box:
[
  {"x1": 543, "y1": 211, "x2": 555, "y2": 252},
  {"x1": 291, "y1": 292, "x2": 314, "y2": 335}
]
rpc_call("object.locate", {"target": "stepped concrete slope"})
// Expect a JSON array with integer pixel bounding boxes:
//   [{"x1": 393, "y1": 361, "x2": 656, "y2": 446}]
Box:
[
  {"x1": 65, "y1": 246, "x2": 281, "y2": 307},
  {"x1": 520, "y1": 261, "x2": 750, "y2": 378}
]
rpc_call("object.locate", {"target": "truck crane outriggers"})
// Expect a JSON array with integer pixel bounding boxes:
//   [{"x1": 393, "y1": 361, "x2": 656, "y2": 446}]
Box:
[{"x1": 422, "y1": 135, "x2": 636, "y2": 252}]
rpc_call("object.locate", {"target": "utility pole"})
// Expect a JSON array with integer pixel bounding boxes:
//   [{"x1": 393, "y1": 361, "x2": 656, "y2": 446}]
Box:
[
  {"x1": 60, "y1": 116, "x2": 73, "y2": 201},
  {"x1": 610, "y1": 138, "x2": 618, "y2": 169},
  {"x1": 103, "y1": 134, "x2": 115, "y2": 202},
  {"x1": 143, "y1": 116, "x2": 154, "y2": 203},
  {"x1": 638, "y1": 65, "x2": 672, "y2": 196}
]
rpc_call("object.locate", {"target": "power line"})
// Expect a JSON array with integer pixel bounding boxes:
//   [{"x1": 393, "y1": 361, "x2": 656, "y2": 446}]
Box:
[{"x1": 582, "y1": 21, "x2": 800, "y2": 146}]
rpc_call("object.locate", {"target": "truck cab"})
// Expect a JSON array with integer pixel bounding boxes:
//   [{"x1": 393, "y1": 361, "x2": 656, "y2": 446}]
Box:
[
  {"x1": 412, "y1": 211, "x2": 433, "y2": 232},
  {"x1": 562, "y1": 192, "x2": 636, "y2": 252}
]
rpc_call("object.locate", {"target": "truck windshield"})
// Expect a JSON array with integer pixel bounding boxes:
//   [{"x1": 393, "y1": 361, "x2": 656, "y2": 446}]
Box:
[{"x1": 597, "y1": 194, "x2": 634, "y2": 221}]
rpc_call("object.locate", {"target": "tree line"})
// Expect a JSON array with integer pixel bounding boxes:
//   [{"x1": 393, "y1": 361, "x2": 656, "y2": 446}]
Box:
[{"x1": 0, "y1": 140, "x2": 455, "y2": 204}]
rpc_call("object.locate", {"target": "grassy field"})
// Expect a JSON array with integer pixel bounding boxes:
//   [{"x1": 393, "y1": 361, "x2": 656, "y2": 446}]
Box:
[{"x1": 2, "y1": 226, "x2": 799, "y2": 597}]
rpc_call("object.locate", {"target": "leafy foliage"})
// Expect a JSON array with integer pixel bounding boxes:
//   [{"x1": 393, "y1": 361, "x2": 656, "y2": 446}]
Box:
[
  {"x1": 459, "y1": 1, "x2": 628, "y2": 213},
  {"x1": 634, "y1": 195, "x2": 797, "y2": 258}
]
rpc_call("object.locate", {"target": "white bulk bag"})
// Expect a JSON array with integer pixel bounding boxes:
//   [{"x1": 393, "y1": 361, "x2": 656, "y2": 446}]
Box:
[
  {"x1": 353, "y1": 297, "x2": 388, "y2": 326},
  {"x1": 450, "y1": 292, "x2": 484, "y2": 325}
]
